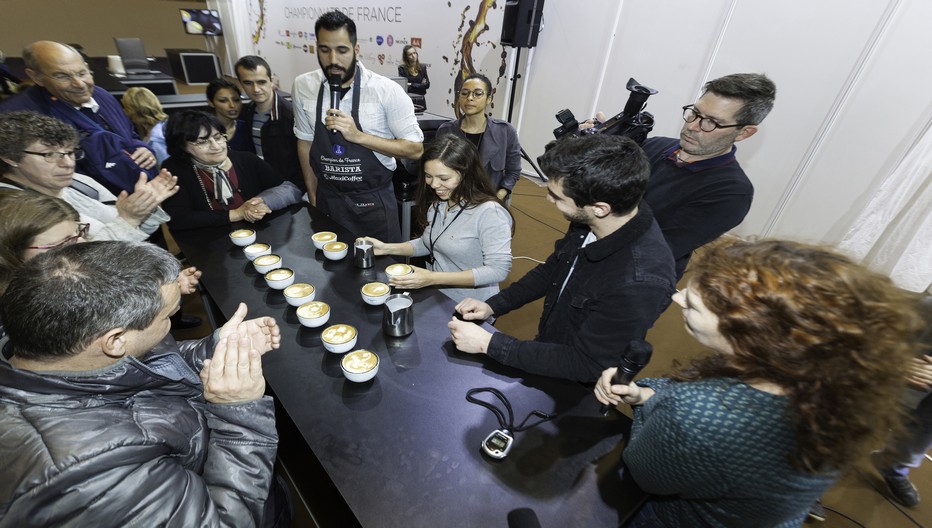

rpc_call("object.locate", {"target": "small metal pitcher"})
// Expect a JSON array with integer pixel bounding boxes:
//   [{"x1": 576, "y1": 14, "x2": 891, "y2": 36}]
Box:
[
  {"x1": 354, "y1": 240, "x2": 374, "y2": 269},
  {"x1": 382, "y1": 293, "x2": 414, "y2": 337}
]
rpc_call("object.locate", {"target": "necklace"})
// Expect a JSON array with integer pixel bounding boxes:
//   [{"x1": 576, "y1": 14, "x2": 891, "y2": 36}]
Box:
[
  {"x1": 426, "y1": 201, "x2": 467, "y2": 265},
  {"x1": 675, "y1": 149, "x2": 689, "y2": 164},
  {"x1": 193, "y1": 165, "x2": 220, "y2": 210}
]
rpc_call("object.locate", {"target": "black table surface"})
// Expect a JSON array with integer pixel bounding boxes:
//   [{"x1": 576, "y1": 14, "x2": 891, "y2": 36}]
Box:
[{"x1": 172, "y1": 204, "x2": 644, "y2": 528}]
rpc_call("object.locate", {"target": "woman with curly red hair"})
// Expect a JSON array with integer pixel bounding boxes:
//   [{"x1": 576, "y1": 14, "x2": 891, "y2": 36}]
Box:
[{"x1": 595, "y1": 238, "x2": 923, "y2": 528}]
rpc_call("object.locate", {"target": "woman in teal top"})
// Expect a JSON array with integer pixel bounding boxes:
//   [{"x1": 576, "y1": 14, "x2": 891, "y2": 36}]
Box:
[{"x1": 596, "y1": 239, "x2": 923, "y2": 527}]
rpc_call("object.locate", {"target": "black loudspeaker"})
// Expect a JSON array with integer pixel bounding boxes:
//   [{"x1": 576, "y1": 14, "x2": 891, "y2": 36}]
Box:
[{"x1": 501, "y1": 0, "x2": 545, "y2": 48}]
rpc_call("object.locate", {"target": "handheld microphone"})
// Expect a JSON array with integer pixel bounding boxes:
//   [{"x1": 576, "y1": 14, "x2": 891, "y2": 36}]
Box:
[
  {"x1": 327, "y1": 74, "x2": 342, "y2": 134},
  {"x1": 599, "y1": 340, "x2": 653, "y2": 415},
  {"x1": 507, "y1": 508, "x2": 542, "y2": 528}
]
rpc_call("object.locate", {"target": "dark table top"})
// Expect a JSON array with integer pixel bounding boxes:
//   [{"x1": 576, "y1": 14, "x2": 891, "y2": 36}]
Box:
[{"x1": 172, "y1": 204, "x2": 643, "y2": 528}]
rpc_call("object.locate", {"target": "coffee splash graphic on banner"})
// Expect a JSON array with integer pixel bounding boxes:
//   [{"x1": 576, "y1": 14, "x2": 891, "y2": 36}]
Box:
[{"x1": 443, "y1": 0, "x2": 509, "y2": 116}]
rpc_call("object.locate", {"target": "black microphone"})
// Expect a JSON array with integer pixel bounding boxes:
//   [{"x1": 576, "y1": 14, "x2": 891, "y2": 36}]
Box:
[
  {"x1": 599, "y1": 340, "x2": 653, "y2": 415},
  {"x1": 507, "y1": 508, "x2": 542, "y2": 528},
  {"x1": 327, "y1": 74, "x2": 342, "y2": 134}
]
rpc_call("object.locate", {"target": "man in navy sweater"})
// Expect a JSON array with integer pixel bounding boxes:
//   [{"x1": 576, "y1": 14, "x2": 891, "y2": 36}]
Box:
[
  {"x1": 0, "y1": 41, "x2": 158, "y2": 194},
  {"x1": 641, "y1": 73, "x2": 776, "y2": 279}
]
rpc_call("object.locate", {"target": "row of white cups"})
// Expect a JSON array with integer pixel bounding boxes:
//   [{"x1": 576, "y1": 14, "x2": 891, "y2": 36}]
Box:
[{"x1": 228, "y1": 228, "x2": 408, "y2": 382}]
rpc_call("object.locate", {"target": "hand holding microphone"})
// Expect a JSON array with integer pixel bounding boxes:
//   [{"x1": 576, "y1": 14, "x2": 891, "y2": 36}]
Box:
[
  {"x1": 327, "y1": 73, "x2": 342, "y2": 134},
  {"x1": 598, "y1": 340, "x2": 653, "y2": 415}
]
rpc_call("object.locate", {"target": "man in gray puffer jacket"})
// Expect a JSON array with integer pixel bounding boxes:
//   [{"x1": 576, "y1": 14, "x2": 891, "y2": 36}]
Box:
[{"x1": 0, "y1": 241, "x2": 284, "y2": 527}]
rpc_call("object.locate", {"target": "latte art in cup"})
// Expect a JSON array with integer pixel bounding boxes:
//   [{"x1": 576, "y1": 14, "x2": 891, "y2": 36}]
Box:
[
  {"x1": 342, "y1": 350, "x2": 378, "y2": 374},
  {"x1": 244, "y1": 243, "x2": 271, "y2": 260},
  {"x1": 323, "y1": 241, "x2": 348, "y2": 252},
  {"x1": 297, "y1": 301, "x2": 330, "y2": 319},
  {"x1": 322, "y1": 324, "x2": 357, "y2": 344},
  {"x1": 312, "y1": 231, "x2": 337, "y2": 249},
  {"x1": 284, "y1": 283, "x2": 314, "y2": 298},
  {"x1": 254, "y1": 254, "x2": 281, "y2": 266},
  {"x1": 265, "y1": 268, "x2": 293, "y2": 281},
  {"x1": 229, "y1": 229, "x2": 256, "y2": 246},
  {"x1": 385, "y1": 263, "x2": 413, "y2": 277},
  {"x1": 361, "y1": 282, "x2": 389, "y2": 296}
]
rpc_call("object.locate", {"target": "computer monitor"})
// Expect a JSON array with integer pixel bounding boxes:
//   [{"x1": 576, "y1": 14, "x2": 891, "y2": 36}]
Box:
[{"x1": 114, "y1": 38, "x2": 149, "y2": 75}]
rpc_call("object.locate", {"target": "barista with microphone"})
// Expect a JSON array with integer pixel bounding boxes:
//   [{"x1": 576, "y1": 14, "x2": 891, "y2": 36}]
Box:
[
  {"x1": 594, "y1": 239, "x2": 922, "y2": 528},
  {"x1": 293, "y1": 11, "x2": 423, "y2": 242}
]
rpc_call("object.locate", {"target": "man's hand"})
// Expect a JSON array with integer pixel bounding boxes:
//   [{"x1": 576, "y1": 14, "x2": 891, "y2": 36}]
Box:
[
  {"x1": 218, "y1": 302, "x2": 281, "y2": 355},
  {"x1": 177, "y1": 266, "x2": 202, "y2": 294},
  {"x1": 115, "y1": 173, "x2": 159, "y2": 227},
  {"x1": 389, "y1": 265, "x2": 433, "y2": 290},
  {"x1": 200, "y1": 332, "x2": 266, "y2": 404},
  {"x1": 448, "y1": 317, "x2": 492, "y2": 354},
  {"x1": 324, "y1": 109, "x2": 363, "y2": 143},
  {"x1": 147, "y1": 169, "x2": 180, "y2": 203},
  {"x1": 130, "y1": 146, "x2": 158, "y2": 170},
  {"x1": 454, "y1": 298, "x2": 494, "y2": 321}
]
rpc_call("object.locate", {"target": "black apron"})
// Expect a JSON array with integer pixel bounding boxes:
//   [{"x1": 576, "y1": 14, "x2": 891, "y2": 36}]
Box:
[{"x1": 310, "y1": 67, "x2": 402, "y2": 242}]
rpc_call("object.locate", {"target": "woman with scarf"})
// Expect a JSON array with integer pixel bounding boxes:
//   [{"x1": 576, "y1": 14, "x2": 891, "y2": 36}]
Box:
[{"x1": 161, "y1": 110, "x2": 302, "y2": 230}]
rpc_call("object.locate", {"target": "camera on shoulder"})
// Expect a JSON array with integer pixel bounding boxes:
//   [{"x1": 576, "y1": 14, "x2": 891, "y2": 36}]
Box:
[{"x1": 552, "y1": 77, "x2": 658, "y2": 145}]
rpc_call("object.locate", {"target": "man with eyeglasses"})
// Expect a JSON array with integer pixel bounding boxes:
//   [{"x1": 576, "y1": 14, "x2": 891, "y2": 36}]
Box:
[
  {"x1": 0, "y1": 41, "x2": 160, "y2": 195},
  {"x1": 638, "y1": 73, "x2": 776, "y2": 279},
  {"x1": 293, "y1": 11, "x2": 424, "y2": 242}
]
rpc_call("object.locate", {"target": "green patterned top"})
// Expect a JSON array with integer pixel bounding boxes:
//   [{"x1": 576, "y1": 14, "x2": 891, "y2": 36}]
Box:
[{"x1": 624, "y1": 377, "x2": 837, "y2": 527}]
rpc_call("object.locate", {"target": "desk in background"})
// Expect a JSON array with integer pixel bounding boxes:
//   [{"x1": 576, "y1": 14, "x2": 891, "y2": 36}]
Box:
[{"x1": 172, "y1": 204, "x2": 645, "y2": 528}]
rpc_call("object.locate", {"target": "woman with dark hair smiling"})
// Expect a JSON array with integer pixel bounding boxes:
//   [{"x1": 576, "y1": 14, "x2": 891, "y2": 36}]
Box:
[
  {"x1": 358, "y1": 135, "x2": 512, "y2": 302},
  {"x1": 161, "y1": 110, "x2": 301, "y2": 230},
  {"x1": 595, "y1": 238, "x2": 923, "y2": 528}
]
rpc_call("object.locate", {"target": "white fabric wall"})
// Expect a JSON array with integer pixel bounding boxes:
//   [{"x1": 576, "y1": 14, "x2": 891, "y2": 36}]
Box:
[
  {"x1": 218, "y1": 0, "x2": 931, "y2": 288},
  {"x1": 218, "y1": 0, "x2": 506, "y2": 117}
]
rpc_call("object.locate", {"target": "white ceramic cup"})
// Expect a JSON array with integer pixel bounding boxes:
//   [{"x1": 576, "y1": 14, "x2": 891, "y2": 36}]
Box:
[
  {"x1": 341, "y1": 349, "x2": 379, "y2": 382},
  {"x1": 229, "y1": 229, "x2": 256, "y2": 246}
]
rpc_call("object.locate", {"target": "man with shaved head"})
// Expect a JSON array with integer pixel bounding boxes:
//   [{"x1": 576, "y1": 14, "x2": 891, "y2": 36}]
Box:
[{"x1": 0, "y1": 41, "x2": 159, "y2": 193}]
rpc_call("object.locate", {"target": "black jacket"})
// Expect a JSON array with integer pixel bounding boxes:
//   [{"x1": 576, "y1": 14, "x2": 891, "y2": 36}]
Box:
[
  {"x1": 240, "y1": 93, "x2": 305, "y2": 190},
  {"x1": 486, "y1": 203, "x2": 675, "y2": 382},
  {"x1": 162, "y1": 150, "x2": 286, "y2": 230},
  {"x1": 0, "y1": 334, "x2": 278, "y2": 527}
]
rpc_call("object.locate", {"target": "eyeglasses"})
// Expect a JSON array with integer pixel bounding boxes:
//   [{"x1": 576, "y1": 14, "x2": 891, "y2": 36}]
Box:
[
  {"x1": 459, "y1": 89, "x2": 487, "y2": 99},
  {"x1": 27, "y1": 223, "x2": 90, "y2": 250},
  {"x1": 21, "y1": 148, "x2": 86, "y2": 163},
  {"x1": 682, "y1": 105, "x2": 747, "y2": 132},
  {"x1": 188, "y1": 133, "x2": 228, "y2": 149},
  {"x1": 42, "y1": 70, "x2": 94, "y2": 84}
]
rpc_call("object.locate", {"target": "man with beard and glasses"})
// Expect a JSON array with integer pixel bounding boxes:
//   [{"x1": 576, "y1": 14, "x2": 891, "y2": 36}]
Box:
[
  {"x1": 448, "y1": 135, "x2": 675, "y2": 383},
  {"x1": 640, "y1": 73, "x2": 776, "y2": 279},
  {"x1": 293, "y1": 10, "x2": 424, "y2": 242}
]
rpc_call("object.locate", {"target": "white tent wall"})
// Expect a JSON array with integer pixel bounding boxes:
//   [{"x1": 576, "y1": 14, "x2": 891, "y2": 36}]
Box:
[{"x1": 217, "y1": 0, "x2": 932, "y2": 254}]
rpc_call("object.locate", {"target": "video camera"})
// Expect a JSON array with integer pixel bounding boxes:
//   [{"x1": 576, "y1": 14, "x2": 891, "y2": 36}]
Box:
[{"x1": 552, "y1": 77, "x2": 658, "y2": 145}]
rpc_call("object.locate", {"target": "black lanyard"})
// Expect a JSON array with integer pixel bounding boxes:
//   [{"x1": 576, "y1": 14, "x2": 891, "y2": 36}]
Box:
[
  {"x1": 465, "y1": 388, "x2": 557, "y2": 433},
  {"x1": 426, "y1": 202, "x2": 466, "y2": 265}
]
